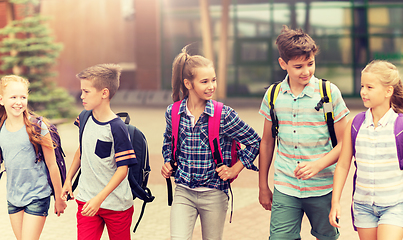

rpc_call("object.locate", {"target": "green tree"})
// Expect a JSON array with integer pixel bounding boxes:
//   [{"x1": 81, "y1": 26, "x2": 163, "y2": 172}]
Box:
[{"x1": 0, "y1": 0, "x2": 76, "y2": 119}]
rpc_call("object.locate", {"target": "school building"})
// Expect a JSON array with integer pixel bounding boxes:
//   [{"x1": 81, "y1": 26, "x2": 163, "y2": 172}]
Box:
[{"x1": 1, "y1": 0, "x2": 403, "y2": 100}]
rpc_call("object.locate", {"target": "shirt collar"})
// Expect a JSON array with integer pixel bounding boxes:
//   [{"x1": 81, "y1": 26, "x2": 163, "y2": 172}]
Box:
[
  {"x1": 363, "y1": 108, "x2": 397, "y2": 128},
  {"x1": 280, "y1": 74, "x2": 316, "y2": 98},
  {"x1": 180, "y1": 97, "x2": 214, "y2": 117}
]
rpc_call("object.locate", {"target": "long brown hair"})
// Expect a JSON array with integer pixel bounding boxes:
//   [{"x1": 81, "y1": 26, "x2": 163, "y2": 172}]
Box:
[
  {"x1": 0, "y1": 75, "x2": 53, "y2": 157},
  {"x1": 171, "y1": 45, "x2": 214, "y2": 102}
]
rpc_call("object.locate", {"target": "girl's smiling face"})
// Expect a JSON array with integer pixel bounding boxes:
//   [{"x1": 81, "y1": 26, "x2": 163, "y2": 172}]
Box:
[
  {"x1": 185, "y1": 66, "x2": 217, "y2": 101},
  {"x1": 0, "y1": 81, "x2": 28, "y2": 118}
]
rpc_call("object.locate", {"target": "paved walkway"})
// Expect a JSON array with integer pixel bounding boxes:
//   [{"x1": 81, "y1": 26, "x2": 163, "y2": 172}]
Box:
[{"x1": 0, "y1": 101, "x2": 364, "y2": 240}]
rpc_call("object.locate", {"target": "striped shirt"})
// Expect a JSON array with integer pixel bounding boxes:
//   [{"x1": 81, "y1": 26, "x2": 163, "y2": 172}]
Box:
[
  {"x1": 354, "y1": 108, "x2": 403, "y2": 206},
  {"x1": 162, "y1": 98, "x2": 260, "y2": 194},
  {"x1": 259, "y1": 75, "x2": 349, "y2": 198}
]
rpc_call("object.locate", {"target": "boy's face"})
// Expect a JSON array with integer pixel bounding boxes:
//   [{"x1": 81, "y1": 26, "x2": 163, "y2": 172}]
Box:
[
  {"x1": 80, "y1": 79, "x2": 106, "y2": 111},
  {"x1": 279, "y1": 54, "x2": 315, "y2": 89}
]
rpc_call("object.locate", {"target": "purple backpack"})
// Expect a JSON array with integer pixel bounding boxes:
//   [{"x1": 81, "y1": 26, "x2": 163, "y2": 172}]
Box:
[
  {"x1": 350, "y1": 111, "x2": 403, "y2": 230},
  {"x1": 351, "y1": 111, "x2": 403, "y2": 169},
  {"x1": 0, "y1": 116, "x2": 67, "y2": 196}
]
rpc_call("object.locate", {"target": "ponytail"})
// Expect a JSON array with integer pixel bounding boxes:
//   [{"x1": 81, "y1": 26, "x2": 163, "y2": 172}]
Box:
[
  {"x1": 171, "y1": 47, "x2": 189, "y2": 102},
  {"x1": 171, "y1": 45, "x2": 214, "y2": 102}
]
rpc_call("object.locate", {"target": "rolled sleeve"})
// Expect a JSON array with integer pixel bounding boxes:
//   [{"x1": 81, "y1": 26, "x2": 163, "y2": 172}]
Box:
[
  {"x1": 222, "y1": 106, "x2": 260, "y2": 171},
  {"x1": 162, "y1": 104, "x2": 173, "y2": 164}
]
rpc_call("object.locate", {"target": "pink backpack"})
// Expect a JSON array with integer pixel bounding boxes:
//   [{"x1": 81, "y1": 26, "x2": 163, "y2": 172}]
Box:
[
  {"x1": 166, "y1": 100, "x2": 240, "y2": 210},
  {"x1": 171, "y1": 100, "x2": 240, "y2": 175}
]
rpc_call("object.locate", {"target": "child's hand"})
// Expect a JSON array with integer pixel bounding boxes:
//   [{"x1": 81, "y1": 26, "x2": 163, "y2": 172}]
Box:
[
  {"x1": 329, "y1": 203, "x2": 341, "y2": 228},
  {"x1": 54, "y1": 197, "x2": 67, "y2": 216},
  {"x1": 161, "y1": 162, "x2": 176, "y2": 178},
  {"x1": 81, "y1": 196, "x2": 102, "y2": 217},
  {"x1": 294, "y1": 161, "x2": 320, "y2": 180},
  {"x1": 259, "y1": 187, "x2": 273, "y2": 211},
  {"x1": 61, "y1": 180, "x2": 73, "y2": 201},
  {"x1": 216, "y1": 165, "x2": 238, "y2": 181}
]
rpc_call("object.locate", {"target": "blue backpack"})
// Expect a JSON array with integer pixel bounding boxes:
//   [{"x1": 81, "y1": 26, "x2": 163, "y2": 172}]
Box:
[
  {"x1": 0, "y1": 116, "x2": 67, "y2": 196},
  {"x1": 70, "y1": 110, "x2": 155, "y2": 233}
]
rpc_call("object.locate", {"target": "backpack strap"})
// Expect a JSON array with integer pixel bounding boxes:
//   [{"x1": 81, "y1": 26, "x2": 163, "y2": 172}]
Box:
[
  {"x1": 349, "y1": 111, "x2": 372, "y2": 231},
  {"x1": 209, "y1": 100, "x2": 224, "y2": 167},
  {"x1": 267, "y1": 81, "x2": 282, "y2": 139},
  {"x1": 0, "y1": 147, "x2": 3, "y2": 178},
  {"x1": 67, "y1": 110, "x2": 92, "y2": 200},
  {"x1": 317, "y1": 79, "x2": 337, "y2": 148},
  {"x1": 314, "y1": 79, "x2": 337, "y2": 147},
  {"x1": 116, "y1": 112, "x2": 155, "y2": 233},
  {"x1": 166, "y1": 101, "x2": 181, "y2": 206},
  {"x1": 78, "y1": 110, "x2": 92, "y2": 155},
  {"x1": 208, "y1": 100, "x2": 236, "y2": 222},
  {"x1": 395, "y1": 113, "x2": 403, "y2": 170},
  {"x1": 351, "y1": 112, "x2": 366, "y2": 158},
  {"x1": 171, "y1": 101, "x2": 181, "y2": 168}
]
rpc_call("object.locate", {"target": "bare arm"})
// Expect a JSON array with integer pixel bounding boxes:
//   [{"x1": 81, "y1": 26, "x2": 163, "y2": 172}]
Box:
[
  {"x1": 42, "y1": 133, "x2": 67, "y2": 216},
  {"x1": 81, "y1": 165, "x2": 129, "y2": 217},
  {"x1": 61, "y1": 147, "x2": 81, "y2": 201},
  {"x1": 329, "y1": 118, "x2": 354, "y2": 228},
  {"x1": 294, "y1": 116, "x2": 348, "y2": 180},
  {"x1": 258, "y1": 119, "x2": 276, "y2": 210}
]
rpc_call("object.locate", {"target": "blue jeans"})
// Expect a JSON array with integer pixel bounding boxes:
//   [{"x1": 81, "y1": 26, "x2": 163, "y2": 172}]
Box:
[
  {"x1": 171, "y1": 185, "x2": 228, "y2": 240},
  {"x1": 354, "y1": 202, "x2": 403, "y2": 228},
  {"x1": 8, "y1": 196, "x2": 50, "y2": 217}
]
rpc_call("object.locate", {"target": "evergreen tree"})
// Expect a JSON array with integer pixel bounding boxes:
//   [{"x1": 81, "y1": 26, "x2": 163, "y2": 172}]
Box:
[{"x1": 0, "y1": 0, "x2": 76, "y2": 119}]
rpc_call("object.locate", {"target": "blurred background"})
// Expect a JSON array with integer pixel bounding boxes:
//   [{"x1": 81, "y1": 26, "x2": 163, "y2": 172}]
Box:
[
  {"x1": 0, "y1": 1, "x2": 397, "y2": 239},
  {"x1": 1, "y1": 0, "x2": 402, "y2": 117}
]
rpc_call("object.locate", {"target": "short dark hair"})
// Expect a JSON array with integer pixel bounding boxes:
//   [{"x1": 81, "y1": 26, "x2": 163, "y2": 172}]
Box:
[
  {"x1": 276, "y1": 25, "x2": 318, "y2": 63},
  {"x1": 76, "y1": 63, "x2": 122, "y2": 99}
]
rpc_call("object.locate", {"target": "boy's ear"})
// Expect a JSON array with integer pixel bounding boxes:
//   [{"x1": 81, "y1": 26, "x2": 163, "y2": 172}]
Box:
[
  {"x1": 0, "y1": 95, "x2": 3, "y2": 106},
  {"x1": 278, "y1": 57, "x2": 288, "y2": 70},
  {"x1": 183, "y1": 79, "x2": 193, "y2": 90},
  {"x1": 101, "y1": 88, "x2": 110, "y2": 99}
]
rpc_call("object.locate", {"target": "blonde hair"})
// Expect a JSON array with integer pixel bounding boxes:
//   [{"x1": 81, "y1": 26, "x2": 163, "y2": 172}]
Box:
[
  {"x1": 76, "y1": 64, "x2": 122, "y2": 99},
  {"x1": 362, "y1": 60, "x2": 403, "y2": 113},
  {"x1": 0, "y1": 75, "x2": 53, "y2": 157},
  {"x1": 171, "y1": 45, "x2": 214, "y2": 102}
]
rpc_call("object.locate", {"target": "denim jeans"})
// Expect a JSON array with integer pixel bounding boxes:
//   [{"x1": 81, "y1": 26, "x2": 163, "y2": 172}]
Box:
[{"x1": 8, "y1": 196, "x2": 50, "y2": 217}]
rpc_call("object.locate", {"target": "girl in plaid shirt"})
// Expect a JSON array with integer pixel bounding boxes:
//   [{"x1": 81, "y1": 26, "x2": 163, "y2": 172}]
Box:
[{"x1": 161, "y1": 46, "x2": 260, "y2": 240}]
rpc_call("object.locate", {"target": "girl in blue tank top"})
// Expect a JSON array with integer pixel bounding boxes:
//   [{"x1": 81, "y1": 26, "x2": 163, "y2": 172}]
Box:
[{"x1": 0, "y1": 75, "x2": 67, "y2": 240}]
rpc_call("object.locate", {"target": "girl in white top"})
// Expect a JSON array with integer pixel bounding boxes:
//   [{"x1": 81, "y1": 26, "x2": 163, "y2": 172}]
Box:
[
  {"x1": 0, "y1": 75, "x2": 66, "y2": 240},
  {"x1": 329, "y1": 60, "x2": 403, "y2": 240}
]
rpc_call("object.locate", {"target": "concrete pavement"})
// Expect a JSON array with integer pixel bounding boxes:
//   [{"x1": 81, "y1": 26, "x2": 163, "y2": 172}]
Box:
[{"x1": 0, "y1": 100, "x2": 364, "y2": 240}]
